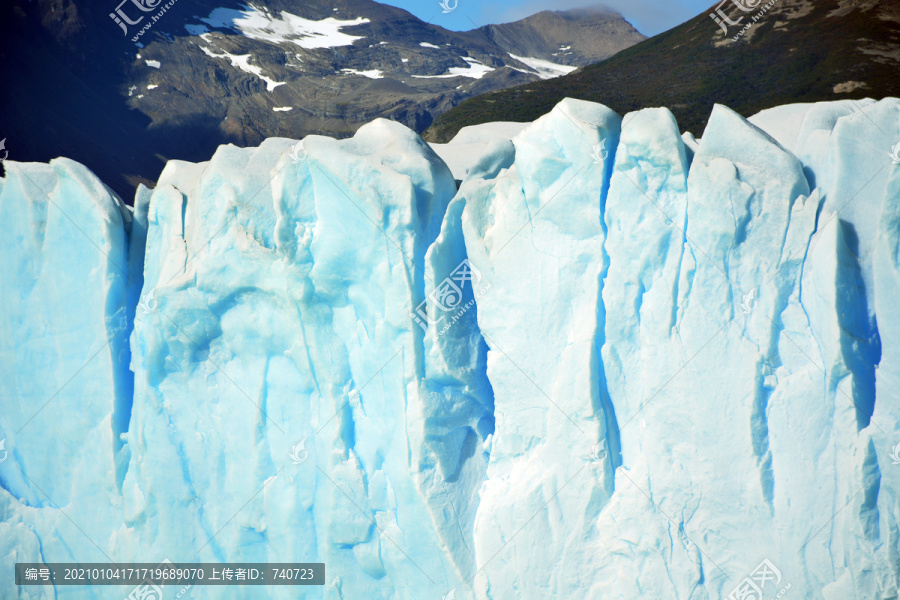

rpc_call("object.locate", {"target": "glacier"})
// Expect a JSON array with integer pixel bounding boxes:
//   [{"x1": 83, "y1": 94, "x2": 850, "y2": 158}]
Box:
[{"x1": 1, "y1": 96, "x2": 899, "y2": 600}]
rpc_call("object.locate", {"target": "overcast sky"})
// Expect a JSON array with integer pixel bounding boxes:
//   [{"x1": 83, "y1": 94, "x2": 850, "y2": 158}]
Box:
[{"x1": 378, "y1": 0, "x2": 714, "y2": 37}]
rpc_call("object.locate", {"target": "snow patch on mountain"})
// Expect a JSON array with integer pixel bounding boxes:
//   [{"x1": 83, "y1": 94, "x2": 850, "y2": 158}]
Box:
[
  {"x1": 200, "y1": 44, "x2": 285, "y2": 91},
  {"x1": 413, "y1": 57, "x2": 494, "y2": 79},
  {"x1": 341, "y1": 68, "x2": 384, "y2": 79},
  {"x1": 508, "y1": 54, "x2": 578, "y2": 79},
  {"x1": 199, "y1": 5, "x2": 370, "y2": 49}
]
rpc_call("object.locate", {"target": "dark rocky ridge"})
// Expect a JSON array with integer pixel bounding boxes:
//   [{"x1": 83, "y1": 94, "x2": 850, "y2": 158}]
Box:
[{"x1": 480, "y1": 7, "x2": 648, "y2": 66}]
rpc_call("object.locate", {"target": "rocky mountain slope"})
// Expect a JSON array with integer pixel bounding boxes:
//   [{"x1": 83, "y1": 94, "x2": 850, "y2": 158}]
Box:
[
  {"x1": 0, "y1": 0, "x2": 644, "y2": 201},
  {"x1": 425, "y1": 0, "x2": 900, "y2": 142},
  {"x1": 479, "y1": 7, "x2": 646, "y2": 68}
]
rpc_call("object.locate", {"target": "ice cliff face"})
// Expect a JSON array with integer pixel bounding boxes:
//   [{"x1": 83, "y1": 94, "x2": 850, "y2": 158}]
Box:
[{"x1": 1, "y1": 97, "x2": 899, "y2": 600}]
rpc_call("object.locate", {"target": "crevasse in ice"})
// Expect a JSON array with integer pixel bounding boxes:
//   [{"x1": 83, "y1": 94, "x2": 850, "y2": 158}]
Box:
[{"x1": 1, "y1": 97, "x2": 899, "y2": 599}]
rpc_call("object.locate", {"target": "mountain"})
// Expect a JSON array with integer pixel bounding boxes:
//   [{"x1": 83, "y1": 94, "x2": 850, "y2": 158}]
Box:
[
  {"x1": 2, "y1": 96, "x2": 899, "y2": 599},
  {"x1": 0, "y1": 0, "x2": 644, "y2": 201},
  {"x1": 424, "y1": 0, "x2": 900, "y2": 142},
  {"x1": 479, "y1": 7, "x2": 646, "y2": 68}
]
